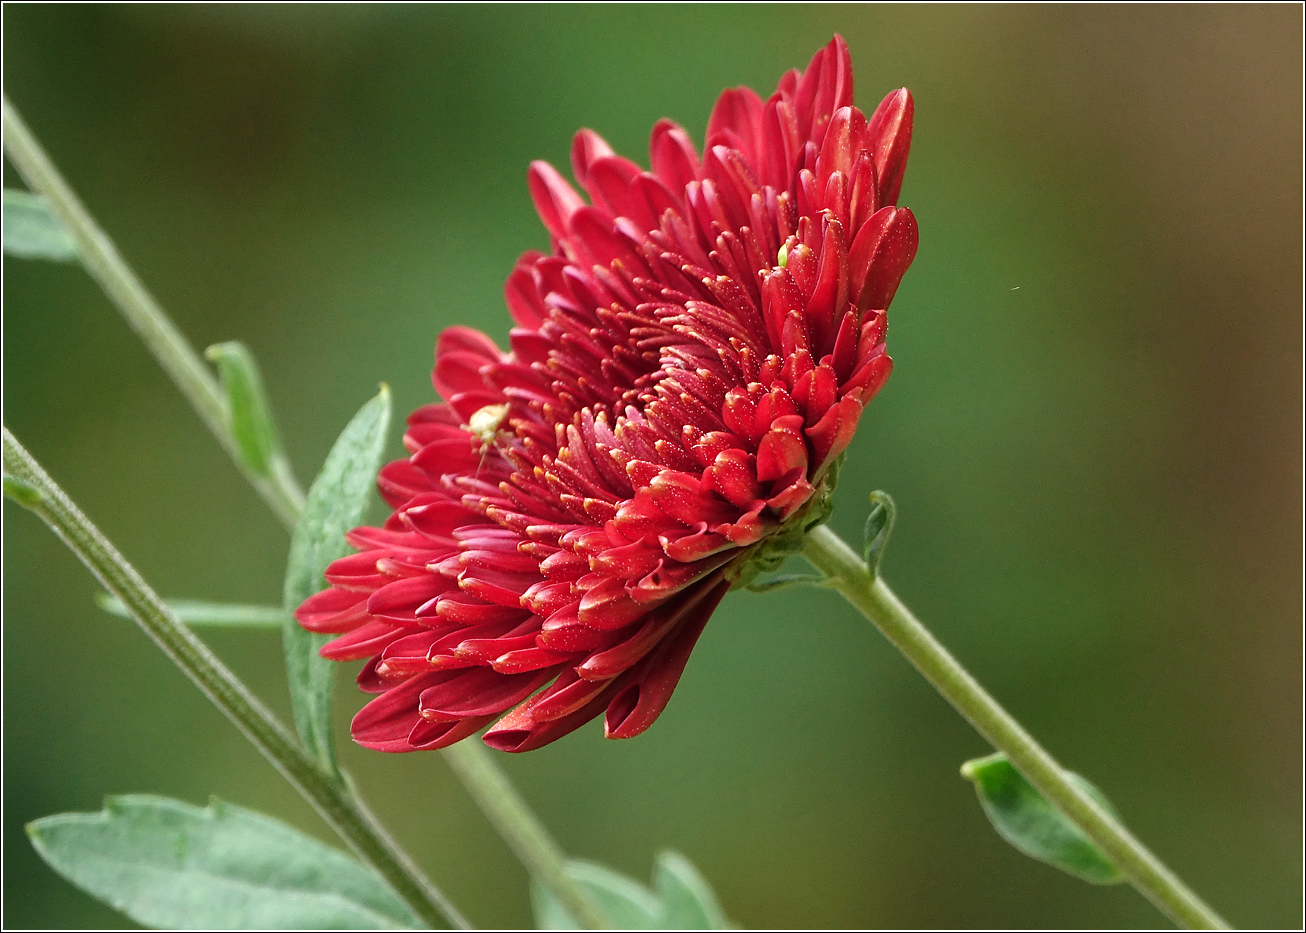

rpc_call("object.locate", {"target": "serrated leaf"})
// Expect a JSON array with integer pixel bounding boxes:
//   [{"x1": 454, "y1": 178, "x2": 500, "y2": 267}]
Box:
[
  {"x1": 862, "y1": 490, "x2": 896, "y2": 580},
  {"x1": 653, "y1": 850, "x2": 729, "y2": 929},
  {"x1": 206, "y1": 342, "x2": 284, "y2": 477},
  {"x1": 3, "y1": 189, "x2": 78, "y2": 261},
  {"x1": 283, "y1": 386, "x2": 391, "y2": 773},
  {"x1": 96, "y1": 593, "x2": 284, "y2": 629},
  {"x1": 533, "y1": 855, "x2": 730, "y2": 930},
  {"x1": 27, "y1": 795, "x2": 420, "y2": 930},
  {"x1": 961, "y1": 752, "x2": 1124, "y2": 885}
]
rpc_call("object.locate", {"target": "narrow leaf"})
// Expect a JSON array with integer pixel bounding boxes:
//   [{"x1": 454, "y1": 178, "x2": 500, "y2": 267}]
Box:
[
  {"x1": 282, "y1": 386, "x2": 391, "y2": 773},
  {"x1": 3, "y1": 189, "x2": 78, "y2": 261},
  {"x1": 3, "y1": 471, "x2": 44, "y2": 507},
  {"x1": 961, "y1": 752, "x2": 1124, "y2": 885},
  {"x1": 653, "y1": 850, "x2": 729, "y2": 929},
  {"x1": 862, "y1": 490, "x2": 896, "y2": 579},
  {"x1": 206, "y1": 342, "x2": 284, "y2": 477},
  {"x1": 96, "y1": 593, "x2": 284, "y2": 629},
  {"x1": 27, "y1": 795, "x2": 420, "y2": 930}
]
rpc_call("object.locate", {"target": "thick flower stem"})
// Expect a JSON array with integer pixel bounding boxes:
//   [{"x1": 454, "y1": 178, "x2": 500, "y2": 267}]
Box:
[
  {"x1": 801, "y1": 524, "x2": 1229, "y2": 931},
  {"x1": 3, "y1": 428, "x2": 468, "y2": 931},
  {"x1": 4, "y1": 96, "x2": 607, "y2": 929},
  {"x1": 441, "y1": 743, "x2": 610, "y2": 930},
  {"x1": 1, "y1": 95, "x2": 304, "y2": 528}
]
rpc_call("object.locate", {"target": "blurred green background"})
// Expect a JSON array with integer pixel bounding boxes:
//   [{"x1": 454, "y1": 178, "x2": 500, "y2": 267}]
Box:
[{"x1": 3, "y1": 5, "x2": 1300, "y2": 929}]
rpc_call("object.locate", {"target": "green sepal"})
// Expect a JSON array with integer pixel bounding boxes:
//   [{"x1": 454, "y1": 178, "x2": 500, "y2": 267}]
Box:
[
  {"x1": 728, "y1": 453, "x2": 844, "y2": 590},
  {"x1": 27, "y1": 795, "x2": 420, "y2": 929},
  {"x1": 282, "y1": 386, "x2": 391, "y2": 775},
  {"x1": 961, "y1": 752, "x2": 1124, "y2": 885},
  {"x1": 532, "y1": 852, "x2": 730, "y2": 930},
  {"x1": 862, "y1": 490, "x2": 896, "y2": 579},
  {"x1": 96, "y1": 593, "x2": 284, "y2": 628},
  {"x1": 206, "y1": 341, "x2": 284, "y2": 478},
  {"x1": 2, "y1": 189, "x2": 78, "y2": 261}
]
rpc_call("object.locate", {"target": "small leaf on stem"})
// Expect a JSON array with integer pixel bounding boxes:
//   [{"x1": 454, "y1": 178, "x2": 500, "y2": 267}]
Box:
[
  {"x1": 283, "y1": 386, "x2": 391, "y2": 775},
  {"x1": 95, "y1": 593, "x2": 284, "y2": 628},
  {"x1": 206, "y1": 341, "x2": 284, "y2": 478},
  {"x1": 862, "y1": 490, "x2": 896, "y2": 579},
  {"x1": 745, "y1": 573, "x2": 828, "y2": 593},
  {"x1": 27, "y1": 795, "x2": 421, "y2": 930},
  {"x1": 533, "y1": 854, "x2": 730, "y2": 930},
  {"x1": 3, "y1": 471, "x2": 44, "y2": 507},
  {"x1": 2, "y1": 189, "x2": 78, "y2": 261},
  {"x1": 961, "y1": 752, "x2": 1124, "y2": 885}
]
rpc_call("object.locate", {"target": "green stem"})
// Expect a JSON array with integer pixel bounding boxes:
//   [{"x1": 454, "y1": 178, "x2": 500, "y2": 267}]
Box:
[
  {"x1": 3, "y1": 428, "x2": 467, "y2": 931},
  {"x1": 1, "y1": 95, "x2": 304, "y2": 528},
  {"x1": 801, "y1": 524, "x2": 1229, "y2": 931},
  {"x1": 3, "y1": 95, "x2": 606, "y2": 928},
  {"x1": 441, "y1": 743, "x2": 609, "y2": 930}
]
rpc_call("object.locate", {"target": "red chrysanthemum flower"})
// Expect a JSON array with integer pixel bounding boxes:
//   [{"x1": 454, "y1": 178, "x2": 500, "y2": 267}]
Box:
[{"x1": 296, "y1": 36, "x2": 918, "y2": 753}]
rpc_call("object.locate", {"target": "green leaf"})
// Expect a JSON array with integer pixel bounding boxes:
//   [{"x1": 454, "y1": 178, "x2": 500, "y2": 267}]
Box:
[
  {"x1": 961, "y1": 752, "x2": 1124, "y2": 885},
  {"x1": 862, "y1": 490, "x2": 896, "y2": 580},
  {"x1": 533, "y1": 861, "x2": 661, "y2": 930},
  {"x1": 27, "y1": 795, "x2": 420, "y2": 929},
  {"x1": 744, "y1": 573, "x2": 828, "y2": 593},
  {"x1": 3, "y1": 471, "x2": 44, "y2": 507},
  {"x1": 533, "y1": 855, "x2": 730, "y2": 930},
  {"x1": 653, "y1": 850, "x2": 729, "y2": 929},
  {"x1": 206, "y1": 342, "x2": 284, "y2": 477},
  {"x1": 3, "y1": 189, "x2": 78, "y2": 261},
  {"x1": 282, "y1": 386, "x2": 391, "y2": 773},
  {"x1": 95, "y1": 593, "x2": 284, "y2": 629}
]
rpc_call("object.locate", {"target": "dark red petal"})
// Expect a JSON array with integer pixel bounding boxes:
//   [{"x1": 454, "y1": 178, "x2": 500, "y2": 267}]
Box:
[
  {"x1": 848, "y1": 206, "x2": 918, "y2": 314},
  {"x1": 570, "y1": 128, "x2": 615, "y2": 193},
  {"x1": 407, "y1": 715, "x2": 494, "y2": 751},
  {"x1": 528, "y1": 160, "x2": 586, "y2": 240},
  {"x1": 320, "y1": 619, "x2": 406, "y2": 662},
  {"x1": 649, "y1": 119, "x2": 702, "y2": 193},
  {"x1": 603, "y1": 577, "x2": 729, "y2": 739},
  {"x1": 367, "y1": 576, "x2": 450, "y2": 624},
  {"x1": 482, "y1": 678, "x2": 623, "y2": 753},
  {"x1": 352, "y1": 672, "x2": 447, "y2": 752},
  {"x1": 418, "y1": 667, "x2": 555, "y2": 719},
  {"x1": 866, "y1": 88, "x2": 914, "y2": 206},
  {"x1": 295, "y1": 587, "x2": 370, "y2": 634}
]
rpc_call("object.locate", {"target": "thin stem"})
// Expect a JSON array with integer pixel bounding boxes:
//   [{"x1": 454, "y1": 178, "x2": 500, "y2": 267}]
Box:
[
  {"x1": 3, "y1": 428, "x2": 468, "y2": 932},
  {"x1": 4, "y1": 95, "x2": 606, "y2": 928},
  {"x1": 1, "y1": 95, "x2": 304, "y2": 528},
  {"x1": 801, "y1": 524, "x2": 1229, "y2": 931},
  {"x1": 441, "y1": 743, "x2": 609, "y2": 930}
]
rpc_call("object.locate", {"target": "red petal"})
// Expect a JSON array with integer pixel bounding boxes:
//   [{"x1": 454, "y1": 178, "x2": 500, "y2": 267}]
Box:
[
  {"x1": 321, "y1": 620, "x2": 405, "y2": 662},
  {"x1": 295, "y1": 587, "x2": 370, "y2": 634},
  {"x1": 352, "y1": 672, "x2": 446, "y2": 752},
  {"x1": 603, "y1": 577, "x2": 729, "y2": 739},
  {"x1": 866, "y1": 88, "x2": 914, "y2": 206},
  {"x1": 418, "y1": 667, "x2": 555, "y2": 719},
  {"x1": 848, "y1": 206, "x2": 918, "y2": 314},
  {"x1": 528, "y1": 160, "x2": 586, "y2": 240}
]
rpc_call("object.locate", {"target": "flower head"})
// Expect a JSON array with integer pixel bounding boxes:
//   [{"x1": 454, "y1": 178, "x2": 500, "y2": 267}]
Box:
[{"x1": 296, "y1": 36, "x2": 917, "y2": 753}]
